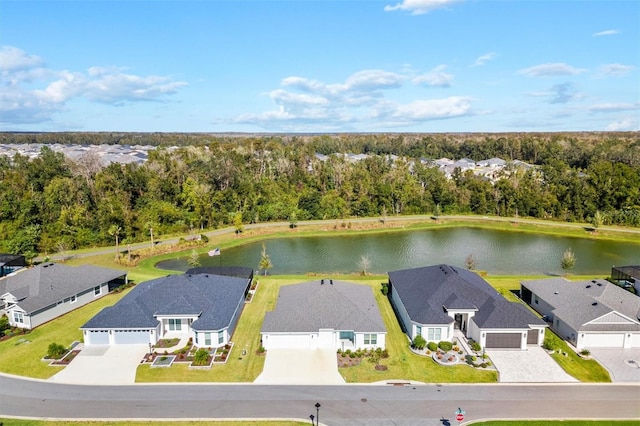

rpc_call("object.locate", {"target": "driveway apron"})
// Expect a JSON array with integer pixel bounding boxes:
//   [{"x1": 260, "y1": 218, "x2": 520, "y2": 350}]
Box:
[
  {"x1": 50, "y1": 344, "x2": 148, "y2": 385},
  {"x1": 254, "y1": 348, "x2": 345, "y2": 385},
  {"x1": 590, "y1": 348, "x2": 640, "y2": 382},
  {"x1": 487, "y1": 346, "x2": 578, "y2": 383}
]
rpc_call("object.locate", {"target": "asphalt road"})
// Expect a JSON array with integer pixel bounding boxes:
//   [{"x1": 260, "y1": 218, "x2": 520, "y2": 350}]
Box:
[{"x1": 1, "y1": 374, "x2": 639, "y2": 425}]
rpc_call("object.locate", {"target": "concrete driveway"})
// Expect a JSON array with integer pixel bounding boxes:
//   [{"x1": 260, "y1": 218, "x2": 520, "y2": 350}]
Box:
[
  {"x1": 50, "y1": 344, "x2": 148, "y2": 385},
  {"x1": 590, "y1": 348, "x2": 640, "y2": 382},
  {"x1": 487, "y1": 346, "x2": 578, "y2": 383},
  {"x1": 254, "y1": 348, "x2": 345, "y2": 385}
]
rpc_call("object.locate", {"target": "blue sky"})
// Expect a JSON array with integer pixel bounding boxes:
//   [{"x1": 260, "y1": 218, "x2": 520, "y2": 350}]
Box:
[{"x1": 1, "y1": 0, "x2": 638, "y2": 133}]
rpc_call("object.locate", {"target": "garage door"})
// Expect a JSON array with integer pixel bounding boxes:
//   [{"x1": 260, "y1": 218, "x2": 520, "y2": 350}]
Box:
[
  {"x1": 583, "y1": 333, "x2": 624, "y2": 348},
  {"x1": 527, "y1": 329, "x2": 540, "y2": 345},
  {"x1": 113, "y1": 330, "x2": 150, "y2": 344},
  {"x1": 86, "y1": 330, "x2": 109, "y2": 345},
  {"x1": 263, "y1": 334, "x2": 310, "y2": 349},
  {"x1": 486, "y1": 333, "x2": 521, "y2": 349}
]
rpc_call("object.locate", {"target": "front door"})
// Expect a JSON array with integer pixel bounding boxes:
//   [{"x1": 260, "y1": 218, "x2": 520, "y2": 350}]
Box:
[{"x1": 454, "y1": 314, "x2": 462, "y2": 330}]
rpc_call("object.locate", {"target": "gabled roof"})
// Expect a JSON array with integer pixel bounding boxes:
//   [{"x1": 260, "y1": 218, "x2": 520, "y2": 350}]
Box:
[
  {"x1": 0, "y1": 263, "x2": 126, "y2": 314},
  {"x1": 522, "y1": 278, "x2": 640, "y2": 332},
  {"x1": 389, "y1": 264, "x2": 544, "y2": 329},
  {"x1": 261, "y1": 280, "x2": 386, "y2": 333},
  {"x1": 82, "y1": 273, "x2": 250, "y2": 331}
]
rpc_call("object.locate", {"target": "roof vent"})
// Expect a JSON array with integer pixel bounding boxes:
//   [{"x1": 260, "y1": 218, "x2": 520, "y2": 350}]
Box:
[
  {"x1": 330, "y1": 279, "x2": 333, "y2": 285},
  {"x1": 586, "y1": 285, "x2": 591, "y2": 288},
  {"x1": 320, "y1": 279, "x2": 324, "y2": 285},
  {"x1": 597, "y1": 283, "x2": 603, "y2": 286},
  {"x1": 592, "y1": 302, "x2": 598, "y2": 306},
  {"x1": 554, "y1": 291, "x2": 559, "y2": 294},
  {"x1": 592, "y1": 280, "x2": 597, "y2": 283}
]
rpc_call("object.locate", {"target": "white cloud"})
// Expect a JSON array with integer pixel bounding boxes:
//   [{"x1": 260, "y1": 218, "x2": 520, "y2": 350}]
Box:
[
  {"x1": 0, "y1": 45, "x2": 188, "y2": 125},
  {"x1": 413, "y1": 65, "x2": 454, "y2": 87},
  {"x1": 0, "y1": 46, "x2": 43, "y2": 71},
  {"x1": 234, "y1": 69, "x2": 472, "y2": 131},
  {"x1": 519, "y1": 63, "x2": 586, "y2": 77},
  {"x1": 606, "y1": 117, "x2": 638, "y2": 131},
  {"x1": 592, "y1": 29, "x2": 619, "y2": 37},
  {"x1": 472, "y1": 52, "x2": 496, "y2": 67},
  {"x1": 384, "y1": 0, "x2": 462, "y2": 15},
  {"x1": 588, "y1": 103, "x2": 640, "y2": 113},
  {"x1": 599, "y1": 63, "x2": 634, "y2": 76}
]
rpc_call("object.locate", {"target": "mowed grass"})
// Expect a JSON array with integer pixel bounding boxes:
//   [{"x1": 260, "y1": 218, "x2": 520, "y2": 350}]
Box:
[
  {"x1": 0, "y1": 289, "x2": 132, "y2": 379},
  {"x1": 0, "y1": 420, "x2": 309, "y2": 426}
]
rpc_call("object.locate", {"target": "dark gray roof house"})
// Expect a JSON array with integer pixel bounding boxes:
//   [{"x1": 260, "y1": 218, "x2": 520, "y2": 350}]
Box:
[
  {"x1": 0, "y1": 254, "x2": 26, "y2": 277},
  {"x1": 388, "y1": 264, "x2": 546, "y2": 350},
  {"x1": 81, "y1": 272, "x2": 252, "y2": 347},
  {"x1": 0, "y1": 263, "x2": 127, "y2": 329},
  {"x1": 521, "y1": 277, "x2": 640, "y2": 349},
  {"x1": 260, "y1": 279, "x2": 387, "y2": 350}
]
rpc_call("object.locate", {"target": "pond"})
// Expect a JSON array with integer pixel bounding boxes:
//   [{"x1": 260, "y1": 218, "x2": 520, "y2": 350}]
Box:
[{"x1": 156, "y1": 227, "x2": 640, "y2": 275}]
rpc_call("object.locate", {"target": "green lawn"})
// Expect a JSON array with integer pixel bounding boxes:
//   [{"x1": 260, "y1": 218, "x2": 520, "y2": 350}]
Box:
[{"x1": 0, "y1": 289, "x2": 132, "y2": 379}]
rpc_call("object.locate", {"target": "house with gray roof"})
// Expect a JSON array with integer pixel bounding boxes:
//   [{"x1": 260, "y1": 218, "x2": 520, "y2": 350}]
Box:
[
  {"x1": 81, "y1": 271, "x2": 252, "y2": 347},
  {"x1": 388, "y1": 265, "x2": 546, "y2": 350},
  {"x1": 0, "y1": 263, "x2": 127, "y2": 330},
  {"x1": 521, "y1": 278, "x2": 640, "y2": 349},
  {"x1": 0, "y1": 254, "x2": 26, "y2": 277},
  {"x1": 260, "y1": 279, "x2": 386, "y2": 351}
]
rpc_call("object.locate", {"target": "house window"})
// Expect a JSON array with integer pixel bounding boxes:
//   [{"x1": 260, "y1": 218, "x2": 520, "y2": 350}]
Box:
[
  {"x1": 204, "y1": 332, "x2": 211, "y2": 346},
  {"x1": 364, "y1": 334, "x2": 377, "y2": 345},
  {"x1": 427, "y1": 328, "x2": 442, "y2": 341},
  {"x1": 94, "y1": 286, "x2": 101, "y2": 296},
  {"x1": 218, "y1": 330, "x2": 224, "y2": 344},
  {"x1": 534, "y1": 295, "x2": 539, "y2": 305},
  {"x1": 168, "y1": 318, "x2": 182, "y2": 331},
  {"x1": 416, "y1": 325, "x2": 422, "y2": 337},
  {"x1": 70, "y1": 295, "x2": 77, "y2": 304},
  {"x1": 13, "y1": 311, "x2": 24, "y2": 324}
]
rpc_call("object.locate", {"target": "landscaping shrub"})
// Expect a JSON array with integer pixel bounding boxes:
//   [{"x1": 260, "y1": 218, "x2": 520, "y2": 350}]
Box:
[
  {"x1": 412, "y1": 335, "x2": 427, "y2": 350},
  {"x1": 200, "y1": 234, "x2": 209, "y2": 243},
  {"x1": 193, "y1": 348, "x2": 210, "y2": 366},
  {"x1": 47, "y1": 342, "x2": 67, "y2": 359},
  {"x1": 470, "y1": 341, "x2": 482, "y2": 352},
  {"x1": 438, "y1": 341, "x2": 453, "y2": 352},
  {"x1": 543, "y1": 340, "x2": 556, "y2": 351},
  {"x1": 426, "y1": 341, "x2": 437, "y2": 352},
  {"x1": 580, "y1": 348, "x2": 591, "y2": 356},
  {"x1": 381, "y1": 283, "x2": 389, "y2": 296},
  {"x1": 381, "y1": 349, "x2": 389, "y2": 358}
]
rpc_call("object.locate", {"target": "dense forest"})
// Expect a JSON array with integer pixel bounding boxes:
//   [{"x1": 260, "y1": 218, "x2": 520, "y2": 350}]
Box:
[{"x1": 1, "y1": 132, "x2": 639, "y2": 259}]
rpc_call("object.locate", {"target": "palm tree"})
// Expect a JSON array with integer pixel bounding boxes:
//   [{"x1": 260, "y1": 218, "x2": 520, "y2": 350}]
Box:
[
  {"x1": 108, "y1": 224, "x2": 122, "y2": 261},
  {"x1": 187, "y1": 249, "x2": 201, "y2": 267},
  {"x1": 258, "y1": 243, "x2": 273, "y2": 276}
]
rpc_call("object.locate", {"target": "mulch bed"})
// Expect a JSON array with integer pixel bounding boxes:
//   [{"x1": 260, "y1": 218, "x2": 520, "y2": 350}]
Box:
[
  {"x1": 51, "y1": 350, "x2": 80, "y2": 365},
  {"x1": 337, "y1": 354, "x2": 363, "y2": 368}
]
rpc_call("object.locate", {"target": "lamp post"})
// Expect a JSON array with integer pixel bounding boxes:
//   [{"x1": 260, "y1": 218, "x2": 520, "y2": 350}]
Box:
[{"x1": 315, "y1": 402, "x2": 321, "y2": 426}]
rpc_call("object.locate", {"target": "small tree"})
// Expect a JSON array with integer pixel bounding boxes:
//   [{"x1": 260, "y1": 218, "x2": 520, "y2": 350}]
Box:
[
  {"x1": 465, "y1": 253, "x2": 476, "y2": 270},
  {"x1": 433, "y1": 203, "x2": 441, "y2": 220},
  {"x1": 591, "y1": 210, "x2": 603, "y2": 230},
  {"x1": 258, "y1": 243, "x2": 273, "y2": 276},
  {"x1": 358, "y1": 254, "x2": 371, "y2": 276},
  {"x1": 561, "y1": 248, "x2": 576, "y2": 275},
  {"x1": 380, "y1": 206, "x2": 388, "y2": 224},
  {"x1": 187, "y1": 249, "x2": 201, "y2": 267},
  {"x1": 108, "y1": 224, "x2": 122, "y2": 261},
  {"x1": 233, "y1": 212, "x2": 244, "y2": 234},
  {"x1": 289, "y1": 211, "x2": 298, "y2": 229}
]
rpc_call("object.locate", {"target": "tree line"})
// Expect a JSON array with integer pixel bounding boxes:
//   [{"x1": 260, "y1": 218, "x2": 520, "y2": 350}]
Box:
[{"x1": 1, "y1": 132, "x2": 638, "y2": 260}]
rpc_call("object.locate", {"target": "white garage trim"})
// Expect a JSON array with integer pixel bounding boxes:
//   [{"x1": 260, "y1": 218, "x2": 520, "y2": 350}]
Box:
[
  {"x1": 582, "y1": 333, "x2": 625, "y2": 348},
  {"x1": 112, "y1": 329, "x2": 152, "y2": 345},
  {"x1": 262, "y1": 333, "x2": 313, "y2": 350}
]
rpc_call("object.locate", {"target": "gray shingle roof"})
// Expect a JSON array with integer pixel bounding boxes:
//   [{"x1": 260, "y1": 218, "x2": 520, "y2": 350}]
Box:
[
  {"x1": 521, "y1": 278, "x2": 640, "y2": 331},
  {"x1": 261, "y1": 280, "x2": 386, "y2": 333},
  {"x1": 82, "y1": 273, "x2": 250, "y2": 331},
  {"x1": 389, "y1": 264, "x2": 544, "y2": 329},
  {"x1": 0, "y1": 263, "x2": 126, "y2": 314}
]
